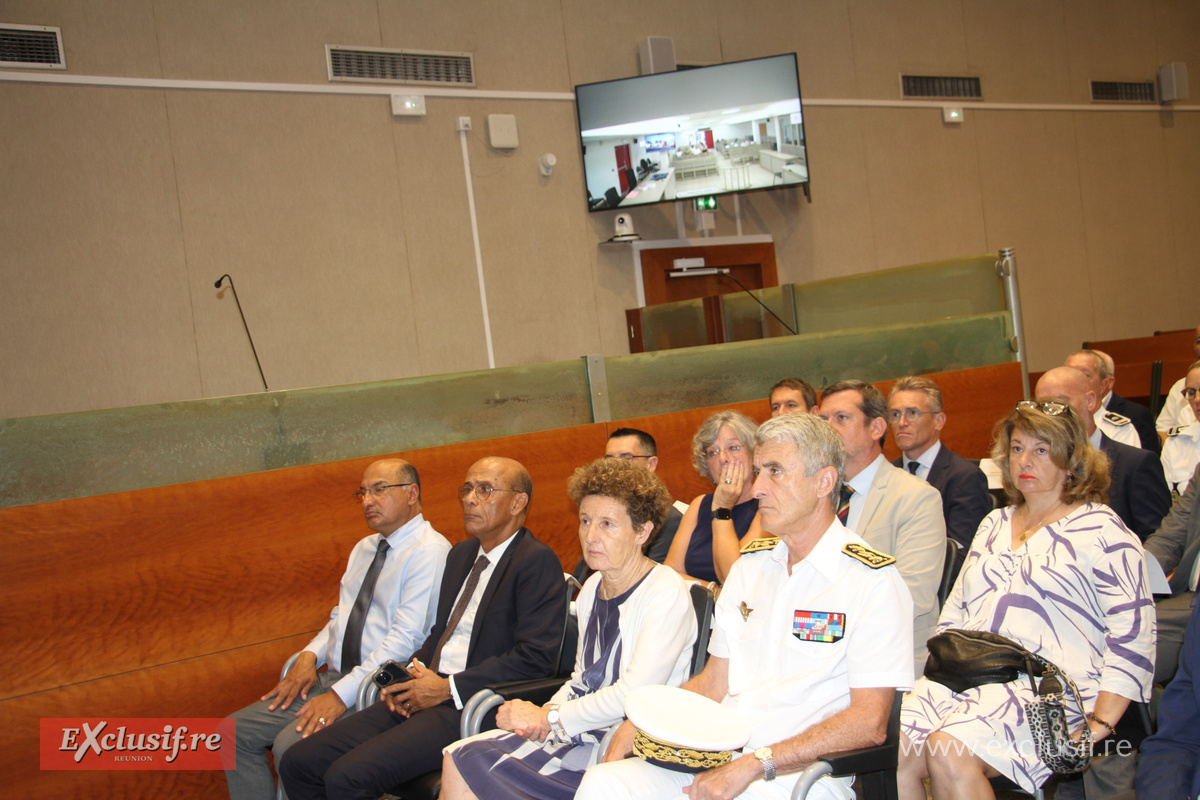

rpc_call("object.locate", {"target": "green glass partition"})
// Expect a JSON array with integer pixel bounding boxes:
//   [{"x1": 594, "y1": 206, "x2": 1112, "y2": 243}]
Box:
[{"x1": 0, "y1": 253, "x2": 1018, "y2": 510}]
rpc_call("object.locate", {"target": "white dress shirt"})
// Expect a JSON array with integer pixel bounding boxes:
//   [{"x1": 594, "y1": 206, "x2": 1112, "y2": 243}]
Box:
[{"x1": 303, "y1": 513, "x2": 450, "y2": 706}]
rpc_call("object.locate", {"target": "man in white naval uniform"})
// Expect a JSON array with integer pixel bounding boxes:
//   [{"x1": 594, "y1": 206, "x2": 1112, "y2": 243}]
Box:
[{"x1": 576, "y1": 413, "x2": 914, "y2": 800}]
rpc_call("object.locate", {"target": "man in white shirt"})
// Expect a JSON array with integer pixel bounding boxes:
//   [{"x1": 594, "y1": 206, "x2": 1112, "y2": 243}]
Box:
[
  {"x1": 278, "y1": 457, "x2": 566, "y2": 800},
  {"x1": 1156, "y1": 324, "x2": 1200, "y2": 439},
  {"x1": 816, "y1": 380, "x2": 945, "y2": 675},
  {"x1": 577, "y1": 413, "x2": 914, "y2": 800},
  {"x1": 225, "y1": 458, "x2": 450, "y2": 800}
]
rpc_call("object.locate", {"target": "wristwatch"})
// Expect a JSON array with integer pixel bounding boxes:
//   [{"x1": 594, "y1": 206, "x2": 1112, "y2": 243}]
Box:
[
  {"x1": 714, "y1": 506, "x2": 734, "y2": 521},
  {"x1": 753, "y1": 746, "x2": 775, "y2": 781},
  {"x1": 547, "y1": 705, "x2": 567, "y2": 737}
]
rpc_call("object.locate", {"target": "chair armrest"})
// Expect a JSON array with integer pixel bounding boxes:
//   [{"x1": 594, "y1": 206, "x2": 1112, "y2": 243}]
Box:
[
  {"x1": 789, "y1": 761, "x2": 834, "y2": 799},
  {"x1": 460, "y1": 678, "x2": 570, "y2": 738},
  {"x1": 280, "y1": 651, "x2": 303, "y2": 680},
  {"x1": 357, "y1": 667, "x2": 384, "y2": 712},
  {"x1": 814, "y1": 743, "x2": 897, "y2": 776}
]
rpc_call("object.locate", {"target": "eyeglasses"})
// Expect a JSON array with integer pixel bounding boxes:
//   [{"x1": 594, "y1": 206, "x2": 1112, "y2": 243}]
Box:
[
  {"x1": 352, "y1": 483, "x2": 414, "y2": 503},
  {"x1": 888, "y1": 409, "x2": 938, "y2": 424},
  {"x1": 1016, "y1": 400, "x2": 1070, "y2": 416},
  {"x1": 457, "y1": 484, "x2": 521, "y2": 501},
  {"x1": 1182, "y1": 388, "x2": 1199, "y2": 400},
  {"x1": 604, "y1": 454, "x2": 651, "y2": 461},
  {"x1": 704, "y1": 444, "x2": 744, "y2": 459}
]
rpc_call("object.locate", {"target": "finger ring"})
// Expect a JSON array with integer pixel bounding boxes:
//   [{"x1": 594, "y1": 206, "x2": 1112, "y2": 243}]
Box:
[
  {"x1": 318, "y1": 717, "x2": 326, "y2": 725},
  {"x1": 724, "y1": 478, "x2": 733, "y2": 484}
]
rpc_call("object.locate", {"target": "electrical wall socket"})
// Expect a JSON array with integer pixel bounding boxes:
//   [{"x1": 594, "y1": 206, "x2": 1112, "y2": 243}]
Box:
[{"x1": 456, "y1": 116, "x2": 472, "y2": 132}]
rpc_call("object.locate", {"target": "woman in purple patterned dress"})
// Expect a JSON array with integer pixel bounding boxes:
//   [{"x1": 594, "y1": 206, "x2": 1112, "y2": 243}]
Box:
[
  {"x1": 439, "y1": 458, "x2": 697, "y2": 800},
  {"x1": 898, "y1": 400, "x2": 1155, "y2": 797}
]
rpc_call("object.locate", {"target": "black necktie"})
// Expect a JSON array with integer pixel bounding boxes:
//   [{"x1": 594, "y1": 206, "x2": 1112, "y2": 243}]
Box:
[
  {"x1": 836, "y1": 485, "x2": 854, "y2": 525},
  {"x1": 429, "y1": 555, "x2": 490, "y2": 673},
  {"x1": 341, "y1": 538, "x2": 390, "y2": 673},
  {"x1": 907, "y1": 460, "x2": 920, "y2": 476}
]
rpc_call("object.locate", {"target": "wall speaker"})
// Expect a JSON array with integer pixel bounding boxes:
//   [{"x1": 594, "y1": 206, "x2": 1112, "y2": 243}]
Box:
[{"x1": 1159, "y1": 62, "x2": 1189, "y2": 103}]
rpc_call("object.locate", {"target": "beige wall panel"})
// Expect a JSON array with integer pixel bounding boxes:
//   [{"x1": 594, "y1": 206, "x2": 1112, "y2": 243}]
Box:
[
  {"x1": 1072, "y1": 111, "x2": 1176, "y2": 341},
  {"x1": 377, "y1": 0, "x2": 572, "y2": 92},
  {"x1": 1062, "y1": 0, "x2": 1159, "y2": 104},
  {"x1": 152, "y1": 0, "x2": 382, "y2": 82},
  {"x1": 715, "y1": 1, "x2": 859, "y2": 98},
  {"x1": 971, "y1": 111, "x2": 1093, "y2": 370},
  {"x1": 857, "y1": 107, "x2": 988, "y2": 271},
  {"x1": 560, "y1": 0, "x2": 721, "y2": 87},
  {"x1": 389, "y1": 101, "x2": 492, "y2": 375},
  {"x1": 787, "y1": 107, "x2": 877, "y2": 282},
  {"x1": 1151, "y1": 0, "x2": 1200, "y2": 68},
  {"x1": 961, "y1": 0, "x2": 1072, "y2": 103},
  {"x1": 464, "y1": 101, "x2": 605, "y2": 366},
  {"x1": 0, "y1": 84, "x2": 199, "y2": 420},
  {"x1": 0, "y1": 0, "x2": 162, "y2": 76},
  {"x1": 1162, "y1": 113, "x2": 1200, "y2": 324},
  {"x1": 167, "y1": 91, "x2": 421, "y2": 395},
  {"x1": 847, "y1": 0, "x2": 969, "y2": 100}
]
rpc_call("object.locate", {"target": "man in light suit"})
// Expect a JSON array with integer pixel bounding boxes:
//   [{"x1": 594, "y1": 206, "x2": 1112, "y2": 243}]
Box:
[
  {"x1": 279, "y1": 456, "x2": 566, "y2": 800},
  {"x1": 888, "y1": 376, "x2": 992, "y2": 586},
  {"x1": 818, "y1": 380, "x2": 946, "y2": 674},
  {"x1": 1145, "y1": 461, "x2": 1200, "y2": 684},
  {"x1": 1035, "y1": 367, "x2": 1170, "y2": 541}
]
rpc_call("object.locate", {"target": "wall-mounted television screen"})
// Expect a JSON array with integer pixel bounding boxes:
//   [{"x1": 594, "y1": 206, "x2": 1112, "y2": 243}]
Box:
[{"x1": 575, "y1": 53, "x2": 808, "y2": 213}]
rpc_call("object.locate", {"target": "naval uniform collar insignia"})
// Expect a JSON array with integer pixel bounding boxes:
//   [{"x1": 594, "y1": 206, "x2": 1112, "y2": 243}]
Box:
[
  {"x1": 842, "y1": 542, "x2": 896, "y2": 569},
  {"x1": 738, "y1": 601, "x2": 753, "y2": 621},
  {"x1": 740, "y1": 536, "x2": 779, "y2": 554}
]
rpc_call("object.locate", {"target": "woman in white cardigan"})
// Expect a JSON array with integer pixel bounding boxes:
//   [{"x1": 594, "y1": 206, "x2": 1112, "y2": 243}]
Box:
[{"x1": 440, "y1": 458, "x2": 697, "y2": 800}]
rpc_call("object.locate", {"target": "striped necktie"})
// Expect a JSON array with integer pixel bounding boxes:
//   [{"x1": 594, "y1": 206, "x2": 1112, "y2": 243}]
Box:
[{"x1": 836, "y1": 485, "x2": 854, "y2": 525}]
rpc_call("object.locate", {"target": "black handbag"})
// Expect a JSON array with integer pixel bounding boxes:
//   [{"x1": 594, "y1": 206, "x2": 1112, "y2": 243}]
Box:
[
  {"x1": 924, "y1": 629, "x2": 1038, "y2": 693},
  {"x1": 923, "y1": 629, "x2": 1093, "y2": 774}
]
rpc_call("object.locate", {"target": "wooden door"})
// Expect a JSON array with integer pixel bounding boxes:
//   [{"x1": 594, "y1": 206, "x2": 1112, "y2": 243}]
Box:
[{"x1": 615, "y1": 144, "x2": 633, "y2": 193}]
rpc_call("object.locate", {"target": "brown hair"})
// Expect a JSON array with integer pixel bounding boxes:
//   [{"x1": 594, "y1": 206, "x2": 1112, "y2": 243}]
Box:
[
  {"x1": 989, "y1": 400, "x2": 1109, "y2": 507},
  {"x1": 567, "y1": 458, "x2": 673, "y2": 547}
]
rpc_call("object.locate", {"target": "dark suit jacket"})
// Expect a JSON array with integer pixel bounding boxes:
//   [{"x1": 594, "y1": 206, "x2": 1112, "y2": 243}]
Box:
[
  {"x1": 411, "y1": 527, "x2": 565, "y2": 702},
  {"x1": 1108, "y1": 392, "x2": 1160, "y2": 455},
  {"x1": 1100, "y1": 433, "x2": 1172, "y2": 541},
  {"x1": 1145, "y1": 462, "x2": 1200, "y2": 595},
  {"x1": 896, "y1": 444, "x2": 992, "y2": 581}
]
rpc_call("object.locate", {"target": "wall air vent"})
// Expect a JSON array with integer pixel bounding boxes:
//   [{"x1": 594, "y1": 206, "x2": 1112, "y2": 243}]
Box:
[
  {"x1": 0, "y1": 23, "x2": 65, "y2": 69},
  {"x1": 326, "y1": 46, "x2": 474, "y2": 87},
  {"x1": 1090, "y1": 81, "x2": 1155, "y2": 103},
  {"x1": 901, "y1": 75, "x2": 982, "y2": 99}
]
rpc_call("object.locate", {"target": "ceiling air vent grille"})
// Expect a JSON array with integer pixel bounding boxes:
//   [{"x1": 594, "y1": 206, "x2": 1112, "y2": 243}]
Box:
[
  {"x1": 327, "y1": 46, "x2": 475, "y2": 87},
  {"x1": 0, "y1": 23, "x2": 65, "y2": 69},
  {"x1": 902, "y1": 75, "x2": 982, "y2": 99},
  {"x1": 1090, "y1": 81, "x2": 1155, "y2": 103}
]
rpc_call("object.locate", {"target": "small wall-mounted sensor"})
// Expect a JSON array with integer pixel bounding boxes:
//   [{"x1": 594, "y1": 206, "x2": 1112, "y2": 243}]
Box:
[
  {"x1": 942, "y1": 106, "x2": 964, "y2": 124},
  {"x1": 538, "y1": 153, "x2": 557, "y2": 176},
  {"x1": 487, "y1": 114, "x2": 519, "y2": 149},
  {"x1": 391, "y1": 94, "x2": 426, "y2": 116}
]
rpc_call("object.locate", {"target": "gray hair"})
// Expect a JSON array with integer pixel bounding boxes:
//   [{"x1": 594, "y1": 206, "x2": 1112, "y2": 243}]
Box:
[
  {"x1": 755, "y1": 414, "x2": 846, "y2": 509},
  {"x1": 691, "y1": 410, "x2": 759, "y2": 481}
]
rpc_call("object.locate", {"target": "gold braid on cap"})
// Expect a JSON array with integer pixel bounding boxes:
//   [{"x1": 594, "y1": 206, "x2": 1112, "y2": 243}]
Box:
[{"x1": 633, "y1": 728, "x2": 734, "y2": 772}]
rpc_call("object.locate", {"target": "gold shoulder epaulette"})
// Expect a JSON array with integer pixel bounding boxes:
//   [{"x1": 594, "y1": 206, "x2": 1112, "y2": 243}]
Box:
[
  {"x1": 740, "y1": 536, "x2": 780, "y2": 554},
  {"x1": 842, "y1": 542, "x2": 896, "y2": 569}
]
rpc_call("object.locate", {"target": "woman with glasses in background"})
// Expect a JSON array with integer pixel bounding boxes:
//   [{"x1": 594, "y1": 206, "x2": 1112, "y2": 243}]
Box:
[
  {"x1": 897, "y1": 399, "x2": 1155, "y2": 798},
  {"x1": 664, "y1": 410, "x2": 768, "y2": 587},
  {"x1": 1162, "y1": 360, "x2": 1200, "y2": 496}
]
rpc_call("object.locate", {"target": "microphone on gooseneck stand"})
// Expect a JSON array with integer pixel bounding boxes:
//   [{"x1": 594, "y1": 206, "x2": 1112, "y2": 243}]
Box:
[{"x1": 213, "y1": 274, "x2": 269, "y2": 391}]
